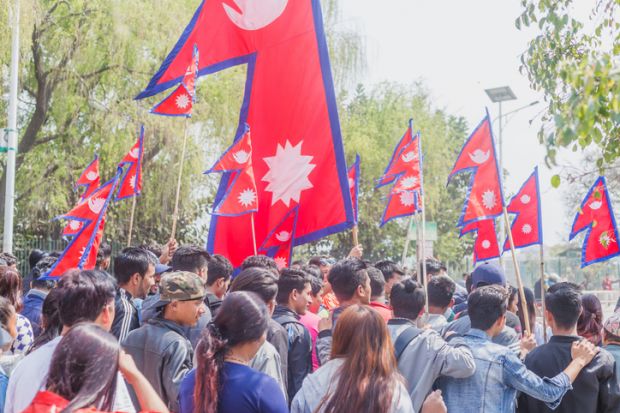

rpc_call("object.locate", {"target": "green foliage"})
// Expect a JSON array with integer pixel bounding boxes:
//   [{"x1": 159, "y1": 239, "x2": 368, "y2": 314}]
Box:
[{"x1": 517, "y1": 0, "x2": 620, "y2": 172}]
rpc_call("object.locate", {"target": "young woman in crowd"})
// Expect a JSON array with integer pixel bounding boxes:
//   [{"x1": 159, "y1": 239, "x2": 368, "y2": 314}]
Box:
[
  {"x1": 26, "y1": 288, "x2": 62, "y2": 355},
  {"x1": 0, "y1": 266, "x2": 33, "y2": 354},
  {"x1": 577, "y1": 293, "x2": 604, "y2": 346},
  {"x1": 21, "y1": 322, "x2": 168, "y2": 413},
  {"x1": 179, "y1": 291, "x2": 288, "y2": 413}
]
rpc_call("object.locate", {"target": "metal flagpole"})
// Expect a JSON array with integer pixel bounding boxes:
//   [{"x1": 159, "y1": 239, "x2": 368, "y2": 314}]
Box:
[
  {"x1": 420, "y1": 194, "x2": 429, "y2": 313},
  {"x1": 3, "y1": 0, "x2": 20, "y2": 253},
  {"x1": 171, "y1": 118, "x2": 190, "y2": 238},
  {"x1": 250, "y1": 212, "x2": 258, "y2": 256},
  {"x1": 127, "y1": 196, "x2": 137, "y2": 247}
]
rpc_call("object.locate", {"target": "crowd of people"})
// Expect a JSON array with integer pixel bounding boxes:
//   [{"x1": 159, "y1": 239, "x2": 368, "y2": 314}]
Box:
[{"x1": 0, "y1": 243, "x2": 617, "y2": 412}]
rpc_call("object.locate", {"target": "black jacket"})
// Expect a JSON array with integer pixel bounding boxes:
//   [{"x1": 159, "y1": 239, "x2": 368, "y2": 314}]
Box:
[
  {"x1": 272, "y1": 305, "x2": 312, "y2": 401},
  {"x1": 111, "y1": 288, "x2": 140, "y2": 342},
  {"x1": 517, "y1": 335, "x2": 620, "y2": 413},
  {"x1": 204, "y1": 292, "x2": 223, "y2": 317}
]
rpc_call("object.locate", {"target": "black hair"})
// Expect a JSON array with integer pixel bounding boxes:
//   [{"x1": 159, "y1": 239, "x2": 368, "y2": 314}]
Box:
[
  {"x1": 113, "y1": 247, "x2": 157, "y2": 286},
  {"x1": 374, "y1": 260, "x2": 405, "y2": 283},
  {"x1": 0, "y1": 252, "x2": 16, "y2": 267},
  {"x1": 308, "y1": 256, "x2": 329, "y2": 267},
  {"x1": 301, "y1": 265, "x2": 322, "y2": 280},
  {"x1": 29, "y1": 249, "x2": 48, "y2": 270},
  {"x1": 306, "y1": 272, "x2": 323, "y2": 296},
  {"x1": 28, "y1": 288, "x2": 63, "y2": 354},
  {"x1": 96, "y1": 243, "x2": 112, "y2": 269},
  {"x1": 0, "y1": 296, "x2": 15, "y2": 333},
  {"x1": 230, "y1": 267, "x2": 278, "y2": 304},
  {"x1": 367, "y1": 266, "x2": 386, "y2": 298},
  {"x1": 419, "y1": 258, "x2": 443, "y2": 277},
  {"x1": 427, "y1": 275, "x2": 456, "y2": 308},
  {"x1": 29, "y1": 256, "x2": 58, "y2": 290},
  {"x1": 46, "y1": 323, "x2": 119, "y2": 413},
  {"x1": 468, "y1": 285, "x2": 509, "y2": 331},
  {"x1": 207, "y1": 254, "x2": 233, "y2": 286},
  {"x1": 138, "y1": 242, "x2": 163, "y2": 258},
  {"x1": 545, "y1": 282, "x2": 582, "y2": 330},
  {"x1": 171, "y1": 245, "x2": 211, "y2": 274},
  {"x1": 194, "y1": 292, "x2": 269, "y2": 413},
  {"x1": 240, "y1": 255, "x2": 279, "y2": 275},
  {"x1": 328, "y1": 258, "x2": 369, "y2": 302},
  {"x1": 57, "y1": 270, "x2": 116, "y2": 327},
  {"x1": 390, "y1": 279, "x2": 426, "y2": 320},
  {"x1": 276, "y1": 269, "x2": 311, "y2": 304}
]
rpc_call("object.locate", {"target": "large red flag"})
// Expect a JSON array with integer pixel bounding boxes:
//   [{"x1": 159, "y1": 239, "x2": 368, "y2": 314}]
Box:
[
  {"x1": 62, "y1": 155, "x2": 101, "y2": 237},
  {"x1": 348, "y1": 154, "x2": 360, "y2": 224},
  {"x1": 116, "y1": 125, "x2": 145, "y2": 201},
  {"x1": 377, "y1": 122, "x2": 417, "y2": 187},
  {"x1": 570, "y1": 176, "x2": 620, "y2": 267},
  {"x1": 206, "y1": 125, "x2": 258, "y2": 216},
  {"x1": 259, "y1": 207, "x2": 299, "y2": 270},
  {"x1": 504, "y1": 167, "x2": 543, "y2": 251},
  {"x1": 447, "y1": 112, "x2": 504, "y2": 226},
  {"x1": 137, "y1": 1, "x2": 354, "y2": 267},
  {"x1": 460, "y1": 218, "x2": 501, "y2": 264},
  {"x1": 44, "y1": 172, "x2": 120, "y2": 278},
  {"x1": 150, "y1": 45, "x2": 199, "y2": 117}
]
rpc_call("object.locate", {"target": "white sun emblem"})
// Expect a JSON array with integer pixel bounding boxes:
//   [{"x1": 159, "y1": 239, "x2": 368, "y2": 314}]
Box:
[
  {"x1": 85, "y1": 171, "x2": 98, "y2": 181},
  {"x1": 274, "y1": 256, "x2": 287, "y2": 270},
  {"x1": 600, "y1": 231, "x2": 616, "y2": 249},
  {"x1": 237, "y1": 188, "x2": 257, "y2": 207},
  {"x1": 520, "y1": 194, "x2": 531, "y2": 204},
  {"x1": 481, "y1": 190, "x2": 497, "y2": 210},
  {"x1": 129, "y1": 174, "x2": 137, "y2": 190},
  {"x1": 399, "y1": 176, "x2": 418, "y2": 190},
  {"x1": 69, "y1": 220, "x2": 81, "y2": 230},
  {"x1": 262, "y1": 141, "x2": 316, "y2": 207},
  {"x1": 522, "y1": 224, "x2": 532, "y2": 234},
  {"x1": 399, "y1": 191, "x2": 415, "y2": 207},
  {"x1": 175, "y1": 93, "x2": 190, "y2": 109},
  {"x1": 481, "y1": 240, "x2": 491, "y2": 249},
  {"x1": 88, "y1": 197, "x2": 106, "y2": 214}
]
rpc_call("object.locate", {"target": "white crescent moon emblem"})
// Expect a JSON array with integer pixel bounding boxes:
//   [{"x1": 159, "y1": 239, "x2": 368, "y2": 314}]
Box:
[
  {"x1": 275, "y1": 231, "x2": 291, "y2": 242},
  {"x1": 223, "y1": 0, "x2": 288, "y2": 31},
  {"x1": 233, "y1": 150, "x2": 250, "y2": 164},
  {"x1": 85, "y1": 171, "x2": 98, "y2": 181},
  {"x1": 88, "y1": 197, "x2": 105, "y2": 214},
  {"x1": 468, "y1": 149, "x2": 490, "y2": 165},
  {"x1": 590, "y1": 200, "x2": 603, "y2": 210},
  {"x1": 129, "y1": 148, "x2": 140, "y2": 159},
  {"x1": 401, "y1": 151, "x2": 417, "y2": 163}
]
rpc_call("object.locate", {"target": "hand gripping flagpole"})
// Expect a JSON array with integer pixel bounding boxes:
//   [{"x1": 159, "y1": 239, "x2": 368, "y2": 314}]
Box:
[
  {"x1": 171, "y1": 118, "x2": 190, "y2": 238},
  {"x1": 127, "y1": 196, "x2": 137, "y2": 247}
]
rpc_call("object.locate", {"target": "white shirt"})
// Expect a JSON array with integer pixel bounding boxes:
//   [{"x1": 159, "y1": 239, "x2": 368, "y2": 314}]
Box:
[{"x1": 5, "y1": 336, "x2": 136, "y2": 413}]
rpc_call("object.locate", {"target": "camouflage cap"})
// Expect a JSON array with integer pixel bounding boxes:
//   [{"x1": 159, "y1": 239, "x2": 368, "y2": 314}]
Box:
[{"x1": 158, "y1": 271, "x2": 205, "y2": 304}]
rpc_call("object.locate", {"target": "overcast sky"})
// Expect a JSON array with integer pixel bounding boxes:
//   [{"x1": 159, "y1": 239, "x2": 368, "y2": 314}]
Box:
[{"x1": 338, "y1": 0, "x2": 593, "y2": 246}]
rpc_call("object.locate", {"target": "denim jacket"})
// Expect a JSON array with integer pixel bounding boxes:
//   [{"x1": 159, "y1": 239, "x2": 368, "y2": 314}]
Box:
[{"x1": 438, "y1": 329, "x2": 572, "y2": 413}]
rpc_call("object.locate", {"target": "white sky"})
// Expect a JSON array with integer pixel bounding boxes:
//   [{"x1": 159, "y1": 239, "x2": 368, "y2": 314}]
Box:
[{"x1": 339, "y1": 0, "x2": 592, "y2": 246}]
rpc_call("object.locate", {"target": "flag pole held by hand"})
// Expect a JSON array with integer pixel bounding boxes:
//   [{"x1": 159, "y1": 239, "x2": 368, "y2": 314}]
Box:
[
  {"x1": 127, "y1": 196, "x2": 137, "y2": 247},
  {"x1": 352, "y1": 225, "x2": 359, "y2": 247},
  {"x1": 171, "y1": 118, "x2": 190, "y2": 238}
]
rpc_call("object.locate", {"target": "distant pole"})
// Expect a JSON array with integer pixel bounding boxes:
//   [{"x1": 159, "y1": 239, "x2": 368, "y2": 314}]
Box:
[
  {"x1": 126, "y1": 196, "x2": 137, "y2": 247},
  {"x1": 498, "y1": 101, "x2": 505, "y2": 271},
  {"x1": 401, "y1": 216, "x2": 413, "y2": 267},
  {"x1": 170, "y1": 118, "x2": 190, "y2": 239},
  {"x1": 540, "y1": 243, "x2": 547, "y2": 342},
  {"x1": 3, "y1": 0, "x2": 20, "y2": 253}
]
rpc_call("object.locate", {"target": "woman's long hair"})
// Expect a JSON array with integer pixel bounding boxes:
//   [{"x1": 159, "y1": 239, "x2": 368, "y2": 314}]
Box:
[
  {"x1": 28, "y1": 288, "x2": 63, "y2": 354},
  {"x1": 0, "y1": 266, "x2": 23, "y2": 312},
  {"x1": 46, "y1": 323, "x2": 119, "y2": 413},
  {"x1": 578, "y1": 293, "x2": 604, "y2": 346},
  {"x1": 194, "y1": 291, "x2": 269, "y2": 413},
  {"x1": 516, "y1": 287, "x2": 537, "y2": 336},
  {"x1": 319, "y1": 305, "x2": 403, "y2": 413}
]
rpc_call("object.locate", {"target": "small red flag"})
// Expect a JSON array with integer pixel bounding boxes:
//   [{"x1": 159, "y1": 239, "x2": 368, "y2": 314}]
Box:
[
  {"x1": 150, "y1": 45, "x2": 199, "y2": 117},
  {"x1": 116, "y1": 125, "x2": 145, "y2": 201},
  {"x1": 259, "y1": 207, "x2": 299, "y2": 270},
  {"x1": 348, "y1": 154, "x2": 360, "y2": 224},
  {"x1": 460, "y1": 218, "x2": 500, "y2": 264},
  {"x1": 62, "y1": 155, "x2": 101, "y2": 237},
  {"x1": 504, "y1": 167, "x2": 543, "y2": 251}
]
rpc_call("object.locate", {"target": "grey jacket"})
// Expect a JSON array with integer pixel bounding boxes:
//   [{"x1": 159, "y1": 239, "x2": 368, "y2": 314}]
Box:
[
  {"x1": 122, "y1": 317, "x2": 193, "y2": 412},
  {"x1": 291, "y1": 358, "x2": 414, "y2": 413},
  {"x1": 387, "y1": 319, "x2": 476, "y2": 412},
  {"x1": 250, "y1": 340, "x2": 287, "y2": 399}
]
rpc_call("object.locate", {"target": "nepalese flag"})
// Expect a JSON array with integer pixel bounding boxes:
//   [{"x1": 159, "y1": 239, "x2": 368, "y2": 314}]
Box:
[
  {"x1": 44, "y1": 172, "x2": 120, "y2": 278},
  {"x1": 377, "y1": 121, "x2": 419, "y2": 188},
  {"x1": 348, "y1": 154, "x2": 360, "y2": 224},
  {"x1": 136, "y1": 0, "x2": 354, "y2": 267},
  {"x1": 62, "y1": 155, "x2": 101, "y2": 237},
  {"x1": 460, "y1": 218, "x2": 501, "y2": 264},
  {"x1": 503, "y1": 167, "x2": 543, "y2": 251},
  {"x1": 150, "y1": 45, "x2": 199, "y2": 117},
  {"x1": 380, "y1": 189, "x2": 419, "y2": 227},
  {"x1": 570, "y1": 176, "x2": 620, "y2": 267},
  {"x1": 259, "y1": 207, "x2": 299, "y2": 270},
  {"x1": 206, "y1": 126, "x2": 258, "y2": 216},
  {"x1": 447, "y1": 111, "x2": 504, "y2": 226},
  {"x1": 116, "y1": 125, "x2": 145, "y2": 201}
]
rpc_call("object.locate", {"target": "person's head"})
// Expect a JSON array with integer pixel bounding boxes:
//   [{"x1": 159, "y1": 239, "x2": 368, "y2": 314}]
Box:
[
  {"x1": 419, "y1": 258, "x2": 443, "y2": 280},
  {"x1": 28, "y1": 287, "x2": 63, "y2": 354},
  {"x1": 0, "y1": 252, "x2": 17, "y2": 269},
  {"x1": 545, "y1": 282, "x2": 582, "y2": 333},
  {"x1": 276, "y1": 268, "x2": 312, "y2": 315},
  {"x1": 516, "y1": 287, "x2": 537, "y2": 336},
  {"x1": 170, "y1": 245, "x2": 211, "y2": 284},
  {"x1": 390, "y1": 279, "x2": 426, "y2": 321},
  {"x1": 468, "y1": 285, "x2": 509, "y2": 336},
  {"x1": 427, "y1": 275, "x2": 456, "y2": 313},
  {"x1": 507, "y1": 285, "x2": 519, "y2": 313},
  {"x1": 57, "y1": 269, "x2": 117, "y2": 331},
  {"x1": 206, "y1": 254, "x2": 233, "y2": 298},
  {"x1": 113, "y1": 247, "x2": 157, "y2": 299},
  {"x1": 46, "y1": 323, "x2": 120, "y2": 413},
  {"x1": 158, "y1": 271, "x2": 206, "y2": 327},
  {"x1": 194, "y1": 291, "x2": 269, "y2": 413},
  {"x1": 327, "y1": 258, "x2": 371, "y2": 304},
  {"x1": 0, "y1": 266, "x2": 22, "y2": 312},
  {"x1": 366, "y1": 266, "x2": 386, "y2": 301},
  {"x1": 138, "y1": 242, "x2": 163, "y2": 258},
  {"x1": 240, "y1": 255, "x2": 279, "y2": 277},
  {"x1": 603, "y1": 312, "x2": 620, "y2": 346},
  {"x1": 577, "y1": 293, "x2": 604, "y2": 345},
  {"x1": 29, "y1": 249, "x2": 48, "y2": 271},
  {"x1": 309, "y1": 256, "x2": 333, "y2": 281},
  {"x1": 470, "y1": 263, "x2": 506, "y2": 290},
  {"x1": 230, "y1": 267, "x2": 279, "y2": 315},
  {"x1": 29, "y1": 256, "x2": 58, "y2": 291},
  {"x1": 95, "y1": 243, "x2": 112, "y2": 271},
  {"x1": 374, "y1": 260, "x2": 405, "y2": 297},
  {"x1": 321, "y1": 305, "x2": 401, "y2": 413},
  {"x1": 305, "y1": 271, "x2": 324, "y2": 314},
  {"x1": 0, "y1": 296, "x2": 18, "y2": 348}
]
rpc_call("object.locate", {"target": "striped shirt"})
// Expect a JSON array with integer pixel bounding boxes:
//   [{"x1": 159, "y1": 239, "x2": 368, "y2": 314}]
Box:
[{"x1": 111, "y1": 288, "x2": 140, "y2": 343}]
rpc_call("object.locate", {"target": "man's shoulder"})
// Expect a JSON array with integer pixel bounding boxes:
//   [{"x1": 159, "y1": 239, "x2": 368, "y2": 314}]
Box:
[{"x1": 594, "y1": 347, "x2": 618, "y2": 370}]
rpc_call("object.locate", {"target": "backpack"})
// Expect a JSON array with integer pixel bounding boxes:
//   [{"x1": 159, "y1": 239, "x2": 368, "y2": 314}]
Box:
[{"x1": 394, "y1": 326, "x2": 422, "y2": 361}]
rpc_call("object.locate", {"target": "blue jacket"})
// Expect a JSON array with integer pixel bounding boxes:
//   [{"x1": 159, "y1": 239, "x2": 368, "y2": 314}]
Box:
[{"x1": 20, "y1": 289, "x2": 47, "y2": 338}]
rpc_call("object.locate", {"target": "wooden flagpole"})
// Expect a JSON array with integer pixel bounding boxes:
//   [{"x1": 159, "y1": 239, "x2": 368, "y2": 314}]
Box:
[
  {"x1": 401, "y1": 216, "x2": 414, "y2": 268},
  {"x1": 420, "y1": 194, "x2": 429, "y2": 314},
  {"x1": 171, "y1": 118, "x2": 190, "y2": 239},
  {"x1": 250, "y1": 213, "x2": 258, "y2": 256},
  {"x1": 127, "y1": 196, "x2": 137, "y2": 247},
  {"x1": 352, "y1": 225, "x2": 359, "y2": 247},
  {"x1": 540, "y1": 243, "x2": 547, "y2": 342},
  {"x1": 503, "y1": 207, "x2": 531, "y2": 335}
]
